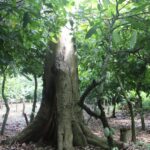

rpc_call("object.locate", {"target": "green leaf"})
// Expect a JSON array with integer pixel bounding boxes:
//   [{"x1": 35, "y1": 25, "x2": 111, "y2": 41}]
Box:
[
  {"x1": 104, "y1": 0, "x2": 110, "y2": 6},
  {"x1": 62, "y1": 0, "x2": 68, "y2": 5},
  {"x1": 23, "y1": 12, "x2": 30, "y2": 28},
  {"x1": 110, "y1": 128, "x2": 115, "y2": 136},
  {"x1": 129, "y1": 30, "x2": 137, "y2": 49},
  {"x1": 118, "y1": 0, "x2": 125, "y2": 4},
  {"x1": 104, "y1": 127, "x2": 110, "y2": 137},
  {"x1": 97, "y1": 4, "x2": 101, "y2": 11},
  {"x1": 132, "y1": 0, "x2": 140, "y2": 2},
  {"x1": 130, "y1": 3, "x2": 148, "y2": 13},
  {"x1": 44, "y1": 3, "x2": 53, "y2": 8},
  {"x1": 85, "y1": 25, "x2": 98, "y2": 39},
  {"x1": 112, "y1": 30, "x2": 120, "y2": 44},
  {"x1": 12, "y1": 0, "x2": 16, "y2": 7}
]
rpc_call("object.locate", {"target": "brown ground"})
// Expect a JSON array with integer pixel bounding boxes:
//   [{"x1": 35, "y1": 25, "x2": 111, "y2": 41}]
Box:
[{"x1": 0, "y1": 103, "x2": 150, "y2": 150}]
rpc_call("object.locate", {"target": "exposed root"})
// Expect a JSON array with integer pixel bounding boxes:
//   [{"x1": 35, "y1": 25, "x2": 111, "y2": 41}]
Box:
[
  {"x1": 80, "y1": 123, "x2": 109, "y2": 149},
  {"x1": 72, "y1": 121, "x2": 87, "y2": 146}
]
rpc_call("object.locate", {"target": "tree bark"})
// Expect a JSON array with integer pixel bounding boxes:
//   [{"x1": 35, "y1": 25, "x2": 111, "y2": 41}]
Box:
[
  {"x1": 117, "y1": 76, "x2": 136, "y2": 142},
  {"x1": 9, "y1": 23, "x2": 125, "y2": 150},
  {"x1": 22, "y1": 100, "x2": 29, "y2": 126},
  {"x1": 30, "y1": 74, "x2": 38, "y2": 122},
  {"x1": 127, "y1": 101, "x2": 136, "y2": 142},
  {"x1": 1, "y1": 71, "x2": 10, "y2": 135},
  {"x1": 98, "y1": 99, "x2": 114, "y2": 149},
  {"x1": 136, "y1": 88, "x2": 145, "y2": 130},
  {"x1": 111, "y1": 95, "x2": 117, "y2": 118}
]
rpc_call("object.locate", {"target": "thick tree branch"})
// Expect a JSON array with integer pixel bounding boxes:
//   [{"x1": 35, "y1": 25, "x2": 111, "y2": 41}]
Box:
[
  {"x1": 79, "y1": 77, "x2": 105, "y2": 105},
  {"x1": 81, "y1": 104, "x2": 100, "y2": 119},
  {"x1": 78, "y1": 77, "x2": 105, "y2": 119},
  {"x1": 114, "y1": 47, "x2": 144, "y2": 55}
]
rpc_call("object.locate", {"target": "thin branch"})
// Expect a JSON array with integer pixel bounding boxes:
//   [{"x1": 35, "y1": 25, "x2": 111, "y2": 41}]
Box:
[
  {"x1": 115, "y1": 0, "x2": 119, "y2": 17},
  {"x1": 113, "y1": 47, "x2": 144, "y2": 55},
  {"x1": 79, "y1": 77, "x2": 105, "y2": 105},
  {"x1": 112, "y1": 23, "x2": 130, "y2": 31},
  {"x1": 119, "y1": 0, "x2": 130, "y2": 12},
  {"x1": 80, "y1": 103, "x2": 100, "y2": 119},
  {"x1": 118, "y1": 12, "x2": 150, "y2": 20}
]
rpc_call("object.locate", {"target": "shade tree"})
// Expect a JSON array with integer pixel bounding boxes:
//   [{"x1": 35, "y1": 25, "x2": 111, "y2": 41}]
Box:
[{"x1": 1, "y1": 0, "x2": 150, "y2": 149}]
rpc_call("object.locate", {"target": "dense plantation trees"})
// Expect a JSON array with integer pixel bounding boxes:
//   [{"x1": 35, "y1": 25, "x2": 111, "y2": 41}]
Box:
[
  {"x1": 1, "y1": 0, "x2": 150, "y2": 149},
  {"x1": 0, "y1": 48, "x2": 15, "y2": 135},
  {"x1": 76, "y1": 0, "x2": 150, "y2": 145}
]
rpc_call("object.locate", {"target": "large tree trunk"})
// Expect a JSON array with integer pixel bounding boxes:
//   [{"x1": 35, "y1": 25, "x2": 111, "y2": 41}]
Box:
[{"x1": 10, "y1": 24, "x2": 123, "y2": 150}]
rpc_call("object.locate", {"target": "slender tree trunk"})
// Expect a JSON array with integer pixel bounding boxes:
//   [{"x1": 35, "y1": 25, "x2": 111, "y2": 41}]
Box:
[
  {"x1": 117, "y1": 76, "x2": 136, "y2": 142},
  {"x1": 30, "y1": 74, "x2": 38, "y2": 122},
  {"x1": 22, "y1": 100, "x2": 29, "y2": 126},
  {"x1": 98, "y1": 99, "x2": 114, "y2": 149},
  {"x1": 1, "y1": 71, "x2": 10, "y2": 135},
  {"x1": 136, "y1": 90, "x2": 145, "y2": 130},
  {"x1": 127, "y1": 101, "x2": 136, "y2": 142},
  {"x1": 112, "y1": 104, "x2": 116, "y2": 118},
  {"x1": 111, "y1": 95, "x2": 117, "y2": 118}
]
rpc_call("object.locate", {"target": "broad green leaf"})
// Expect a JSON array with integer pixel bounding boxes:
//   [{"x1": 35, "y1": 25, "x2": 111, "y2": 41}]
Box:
[
  {"x1": 129, "y1": 30, "x2": 137, "y2": 49},
  {"x1": 104, "y1": 0, "x2": 110, "y2": 6},
  {"x1": 112, "y1": 30, "x2": 120, "y2": 44},
  {"x1": 11, "y1": 0, "x2": 16, "y2": 7},
  {"x1": 97, "y1": 4, "x2": 101, "y2": 11},
  {"x1": 130, "y1": 3, "x2": 148, "y2": 13},
  {"x1": 85, "y1": 25, "x2": 98, "y2": 39},
  {"x1": 118, "y1": 0, "x2": 125, "y2": 4}
]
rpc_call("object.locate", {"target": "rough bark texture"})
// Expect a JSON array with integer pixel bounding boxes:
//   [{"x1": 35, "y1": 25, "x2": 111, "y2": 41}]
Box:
[
  {"x1": 10, "y1": 24, "x2": 120, "y2": 150},
  {"x1": 55, "y1": 24, "x2": 77, "y2": 150}
]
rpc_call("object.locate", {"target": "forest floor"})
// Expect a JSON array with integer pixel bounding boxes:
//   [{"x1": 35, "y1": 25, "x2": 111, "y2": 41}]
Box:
[{"x1": 0, "y1": 103, "x2": 150, "y2": 150}]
